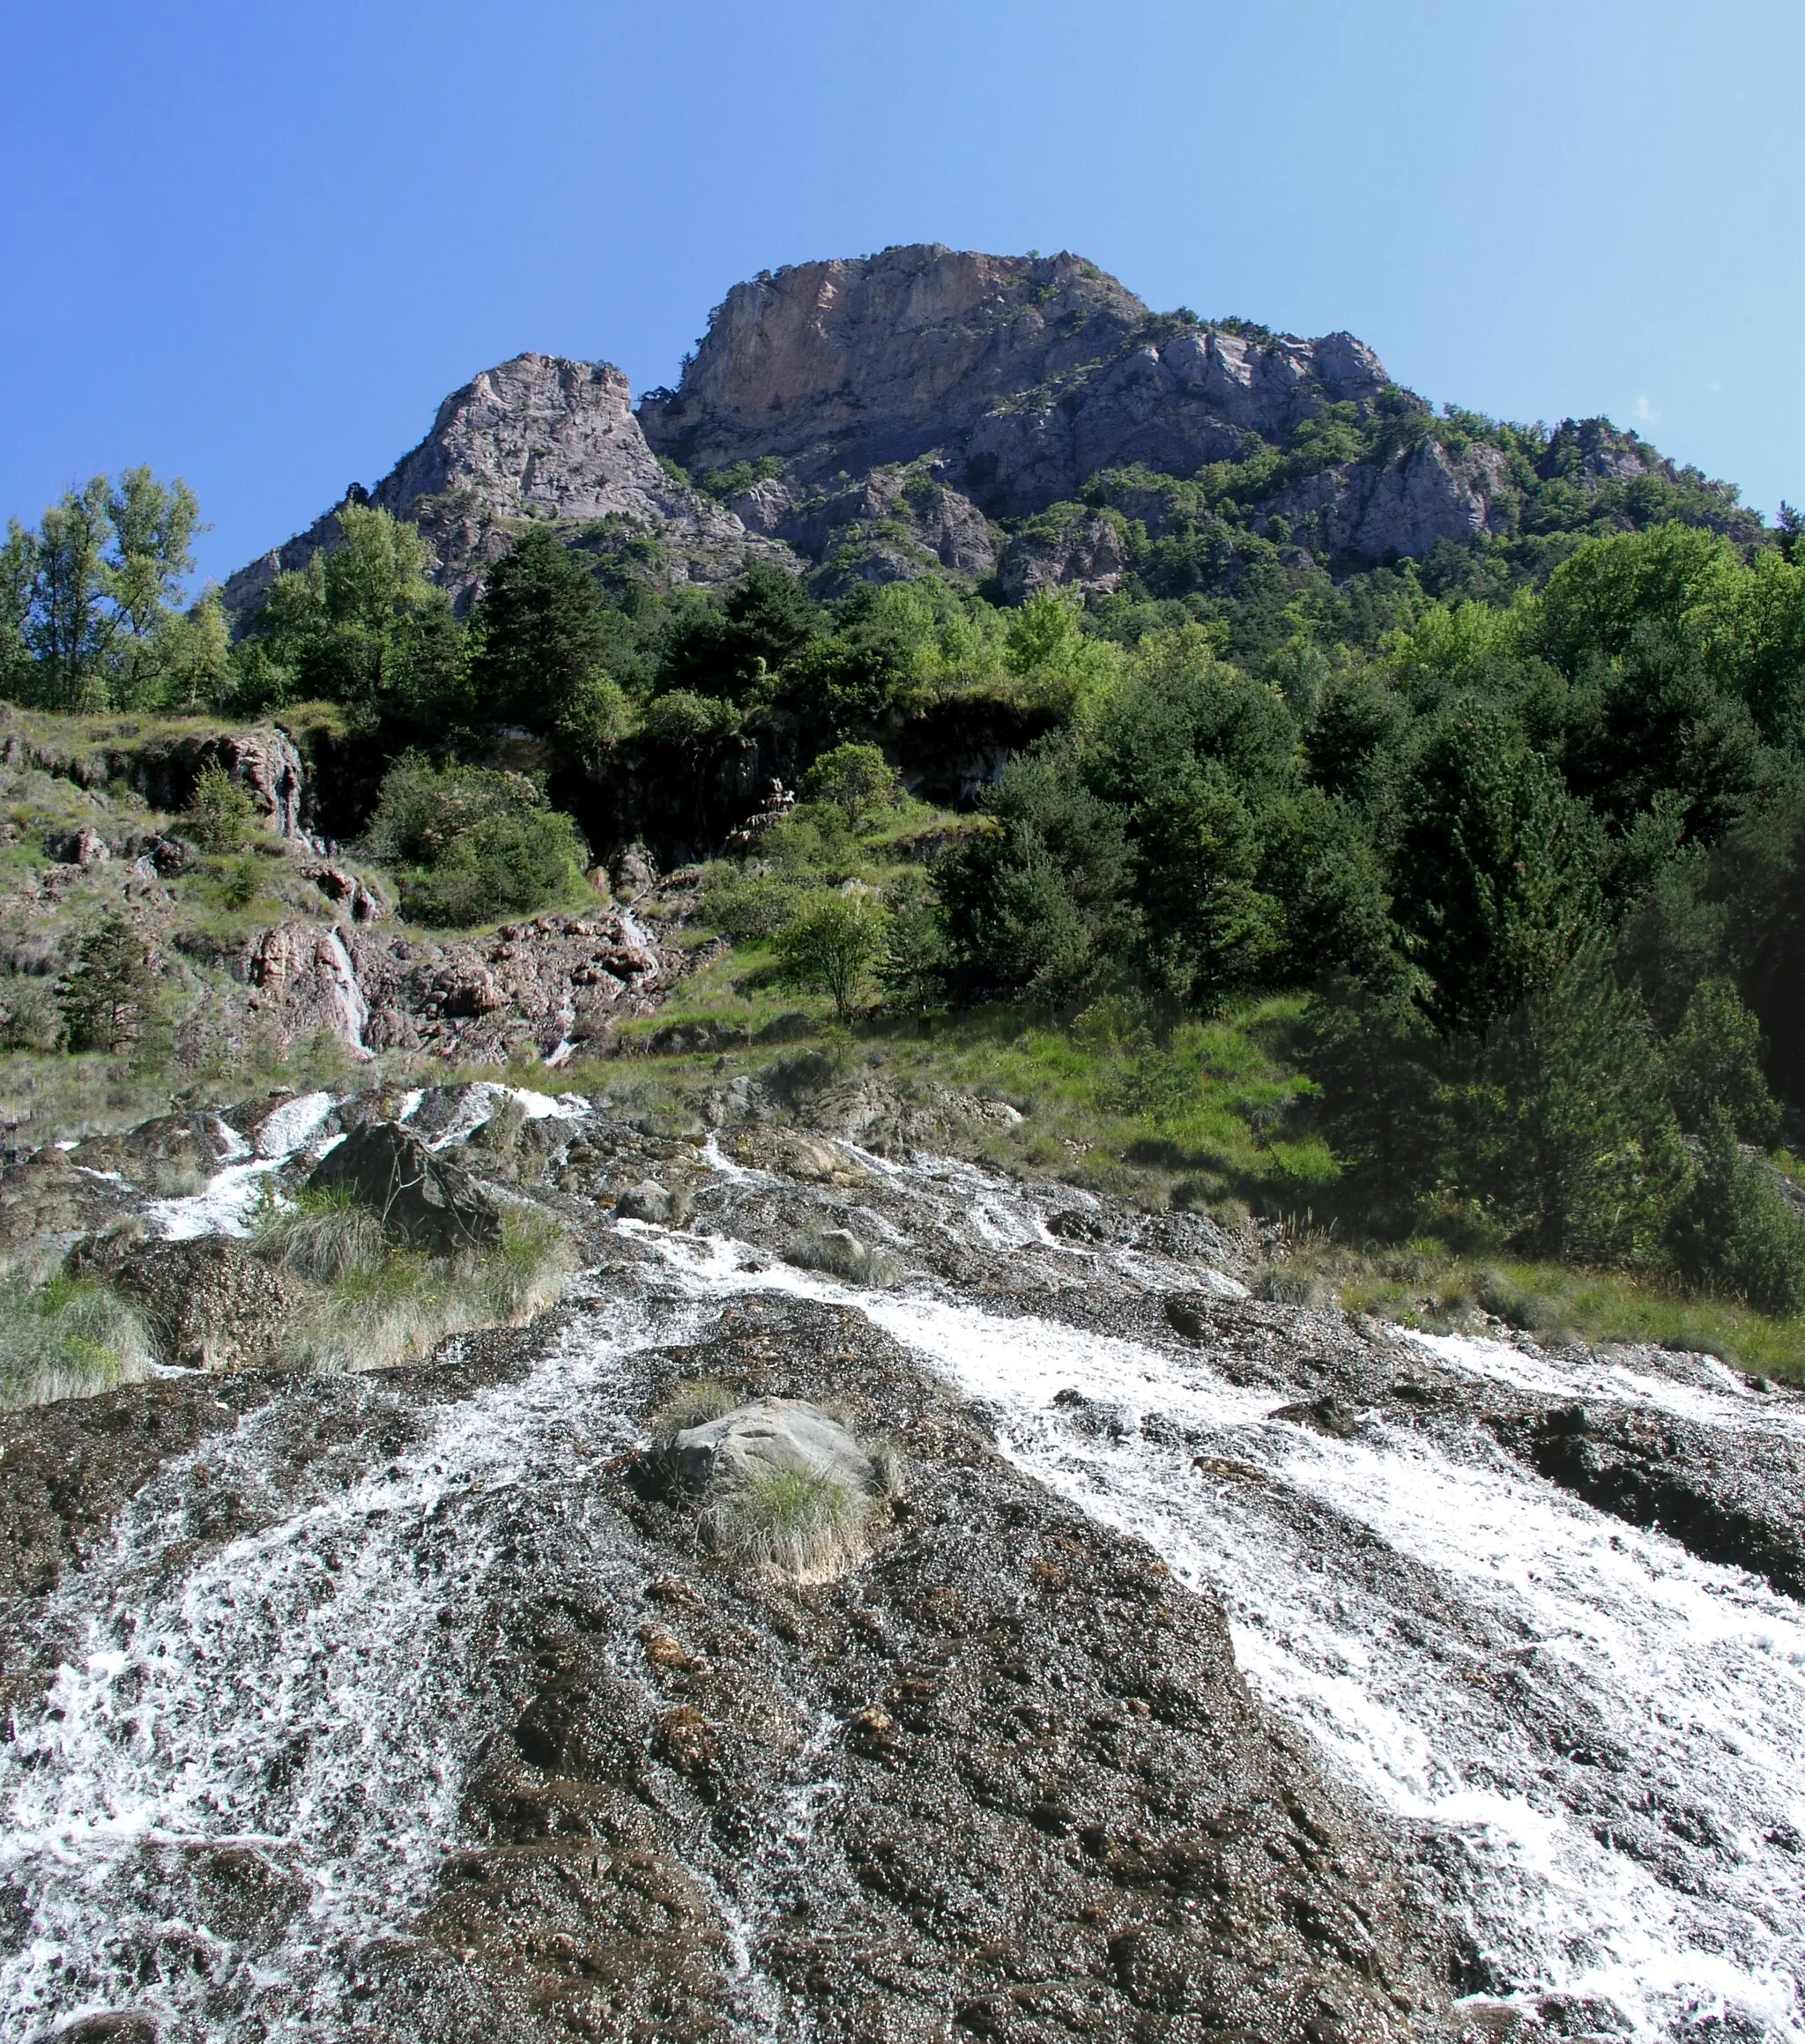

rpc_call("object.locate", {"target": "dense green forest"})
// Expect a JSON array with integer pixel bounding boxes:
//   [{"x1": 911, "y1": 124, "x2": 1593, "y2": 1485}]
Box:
[{"x1": 6, "y1": 413, "x2": 1805, "y2": 1327}]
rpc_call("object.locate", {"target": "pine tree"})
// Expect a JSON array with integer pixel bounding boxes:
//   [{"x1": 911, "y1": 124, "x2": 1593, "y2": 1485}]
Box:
[
  {"x1": 471, "y1": 524, "x2": 613, "y2": 730},
  {"x1": 58, "y1": 911, "x2": 152, "y2": 1052}
]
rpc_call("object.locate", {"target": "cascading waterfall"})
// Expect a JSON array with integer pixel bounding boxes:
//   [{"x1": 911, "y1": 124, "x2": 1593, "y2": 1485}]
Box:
[
  {"x1": 3, "y1": 1127, "x2": 1801, "y2": 2041},
  {"x1": 643, "y1": 1190, "x2": 1805, "y2": 2042}
]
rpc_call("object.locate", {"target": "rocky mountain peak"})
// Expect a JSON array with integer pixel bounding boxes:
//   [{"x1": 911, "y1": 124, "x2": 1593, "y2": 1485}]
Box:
[
  {"x1": 638, "y1": 243, "x2": 1149, "y2": 478},
  {"x1": 226, "y1": 246, "x2": 1718, "y2": 623},
  {"x1": 223, "y1": 351, "x2": 795, "y2": 622}
]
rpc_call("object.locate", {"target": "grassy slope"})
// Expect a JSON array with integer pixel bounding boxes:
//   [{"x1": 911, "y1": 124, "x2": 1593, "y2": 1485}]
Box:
[
  {"x1": 595, "y1": 925, "x2": 1805, "y2": 1384},
  {"x1": 3, "y1": 725, "x2": 1799, "y2": 1385}
]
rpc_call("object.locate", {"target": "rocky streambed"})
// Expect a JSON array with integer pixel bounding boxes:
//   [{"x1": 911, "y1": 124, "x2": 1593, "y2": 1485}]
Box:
[{"x1": 1, "y1": 1086, "x2": 1801, "y2": 2042}]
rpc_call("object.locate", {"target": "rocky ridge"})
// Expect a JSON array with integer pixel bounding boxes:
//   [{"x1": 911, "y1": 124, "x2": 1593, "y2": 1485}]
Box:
[
  {"x1": 227, "y1": 243, "x2": 1714, "y2": 620},
  {"x1": 224, "y1": 354, "x2": 804, "y2": 619}
]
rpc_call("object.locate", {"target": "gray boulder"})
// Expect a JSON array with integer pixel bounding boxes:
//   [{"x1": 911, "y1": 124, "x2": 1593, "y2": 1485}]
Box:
[
  {"x1": 671, "y1": 1397, "x2": 877, "y2": 1500},
  {"x1": 615, "y1": 1179, "x2": 693, "y2": 1226},
  {"x1": 305, "y1": 1123, "x2": 500, "y2": 1256},
  {"x1": 783, "y1": 1226, "x2": 899, "y2": 1287}
]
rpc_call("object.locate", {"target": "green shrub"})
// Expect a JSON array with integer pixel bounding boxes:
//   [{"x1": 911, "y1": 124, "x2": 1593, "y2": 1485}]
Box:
[
  {"x1": 701, "y1": 868, "x2": 803, "y2": 940},
  {"x1": 58, "y1": 911, "x2": 153, "y2": 1052},
  {"x1": 639, "y1": 689, "x2": 742, "y2": 747},
  {"x1": 365, "y1": 754, "x2": 590, "y2": 927},
  {"x1": 1670, "y1": 1109, "x2": 1805, "y2": 1316},
  {"x1": 1665, "y1": 977, "x2": 1781, "y2": 1143},
  {"x1": 773, "y1": 890, "x2": 888, "y2": 1020},
  {"x1": 216, "y1": 850, "x2": 265, "y2": 911},
  {"x1": 0, "y1": 974, "x2": 63, "y2": 1052},
  {"x1": 800, "y1": 742, "x2": 899, "y2": 830},
  {"x1": 187, "y1": 762, "x2": 256, "y2": 852}
]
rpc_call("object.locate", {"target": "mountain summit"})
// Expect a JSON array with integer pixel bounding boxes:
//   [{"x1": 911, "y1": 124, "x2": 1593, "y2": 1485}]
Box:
[{"x1": 226, "y1": 242, "x2": 1739, "y2": 620}]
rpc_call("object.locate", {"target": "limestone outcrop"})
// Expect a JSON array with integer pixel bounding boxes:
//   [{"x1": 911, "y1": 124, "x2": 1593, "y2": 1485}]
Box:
[
  {"x1": 224, "y1": 353, "x2": 801, "y2": 621},
  {"x1": 224, "y1": 244, "x2": 1724, "y2": 613}
]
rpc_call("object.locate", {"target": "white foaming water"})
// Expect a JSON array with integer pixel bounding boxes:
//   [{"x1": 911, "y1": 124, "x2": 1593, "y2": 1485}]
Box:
[
  {"x1": 0, "y1": 1287, "x2": 693, "y2": 2041},
  {"x1": 1408, "y1": 1328, "x2": 1805, "y2": 1439},
  {"x1": 11, "y1": 1117, "x2": 1805, "y2": 2040},
  {"x1": 145, "y1": 1096, "x2": 340, "y2": 1240},
  {"x1": 418, "y1": 1081, "x2": 590, "y2": 1151},
  {"x1": 639, "y1": 1189, "x2": 1805, "y2": 2043}
]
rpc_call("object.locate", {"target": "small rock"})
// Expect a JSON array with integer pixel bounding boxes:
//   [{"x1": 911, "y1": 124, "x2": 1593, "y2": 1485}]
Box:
[
  {"x1": 653, "y1": 1706, "x2": 716, "y2": 1775},
  {"x1": 1048, "y1": 1208, "x2": 1108, "y2": 1243},
  {"x1": 610, "y1": 842, "x2": 658, "y2": 900},
  {"x1": 1272, "y1": 1396, "x2": 1363, "y2": 1439},
  {"x1": 1165, "y1": 1294, "x2": 1214, "y2": 1342},
  {"x1": 615, "y1": 1180, "x2": 693, "y2": 1226},
  {"x1": 46, "y1": 825, "x2": 112, "y2": 867}
]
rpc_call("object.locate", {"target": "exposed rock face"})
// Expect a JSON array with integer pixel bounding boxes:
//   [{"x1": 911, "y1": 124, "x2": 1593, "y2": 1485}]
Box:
[
  {"x1": 87, "y1": 1236, "x2": 293, "y2": 1372},
  {"x1": 1492, "y1": 1397, "x2": 1805, "y2": 1600},
  {"x1": 304, "y1": 1121, "x2": 500, "y2": 1255},
  {"x1": 348, "y1": 906, "x2": 696, "y2": 1062},
  {"x1": 732, "y1": 461, "x2": 999, "y2": 592},
  {"x1": 224, "y1": 354, "x2": 800, "y2": 621},
  {"x1": 245, "y1": 921, "x2": 372, "y2": 1059},
  {"x1": 1266, "y1": 434, "x2": 1513, "y2": 558},
  {"x1": 960, "y1": 328, "x2": 1388, "y2": 518},
  {"x1": 641, "y1": 247, "x2": 1148, "y2": 480},
  {"x1": 299, "y1": 860, "x2": 383, "y2": 924},
  {"x1": 997, "y1": 509, "x2": 1130, "y2": 603},
  {"x1": 641, "y1": 246, "x2": 1391, "y2": 521}
]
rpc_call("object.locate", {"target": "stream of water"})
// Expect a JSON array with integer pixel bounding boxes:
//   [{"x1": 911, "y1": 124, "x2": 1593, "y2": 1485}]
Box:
[{"x1": 3, "y1": 1133, "x2": 1801, "y2": 2040}]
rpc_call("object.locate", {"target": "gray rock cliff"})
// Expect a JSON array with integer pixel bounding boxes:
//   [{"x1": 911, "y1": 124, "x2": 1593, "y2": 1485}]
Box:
[
  {"x1": 224, "y1": 353, "x2": 799, "y2": 622},
  {"x1": 227, "y1": 245, "x2": 1721, "y2": 614}
]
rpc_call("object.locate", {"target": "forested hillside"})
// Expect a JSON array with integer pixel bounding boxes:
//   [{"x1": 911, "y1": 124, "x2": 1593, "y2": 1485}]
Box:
[{"x1": 4, "y1": 249, "x2": 1804, "y2": 1362}]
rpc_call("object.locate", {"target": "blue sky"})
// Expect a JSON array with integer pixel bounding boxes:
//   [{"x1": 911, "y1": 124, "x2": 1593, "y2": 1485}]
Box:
[{"x1": 4, "y1": 0, "x2": 1801, "y2": 587}]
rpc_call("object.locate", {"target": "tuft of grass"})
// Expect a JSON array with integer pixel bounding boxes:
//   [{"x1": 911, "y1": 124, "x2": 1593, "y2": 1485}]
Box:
[
  {"x1": 0, "y1": 1263, "x2": 153, "y2": 1409},
  {"x1": 700, "y1": 1464, "x2": 874, "y2": 1579},
  {"x1": 866, "y1": 1436, "x2": 910, "y2": 1501},
  {"x1": 782, "y1": 1227, "x2": 901, "y2": 1288},
  {"x1": 476, "y1": 1212, "x2": 577, "y2": 1320},
  {"x1": 647, "y1": 1378, "x2": 738, "y2": 1447},
  {"x1": 1250, "y1": 1260, "x2": 1337, "y2": 1309},
  {"x1": 253, "y1": 1184, "x2": 384, "y2": 1283},
  {"x1": 274, "y1": 1211, "x2": 575, "y2": 1376}
]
